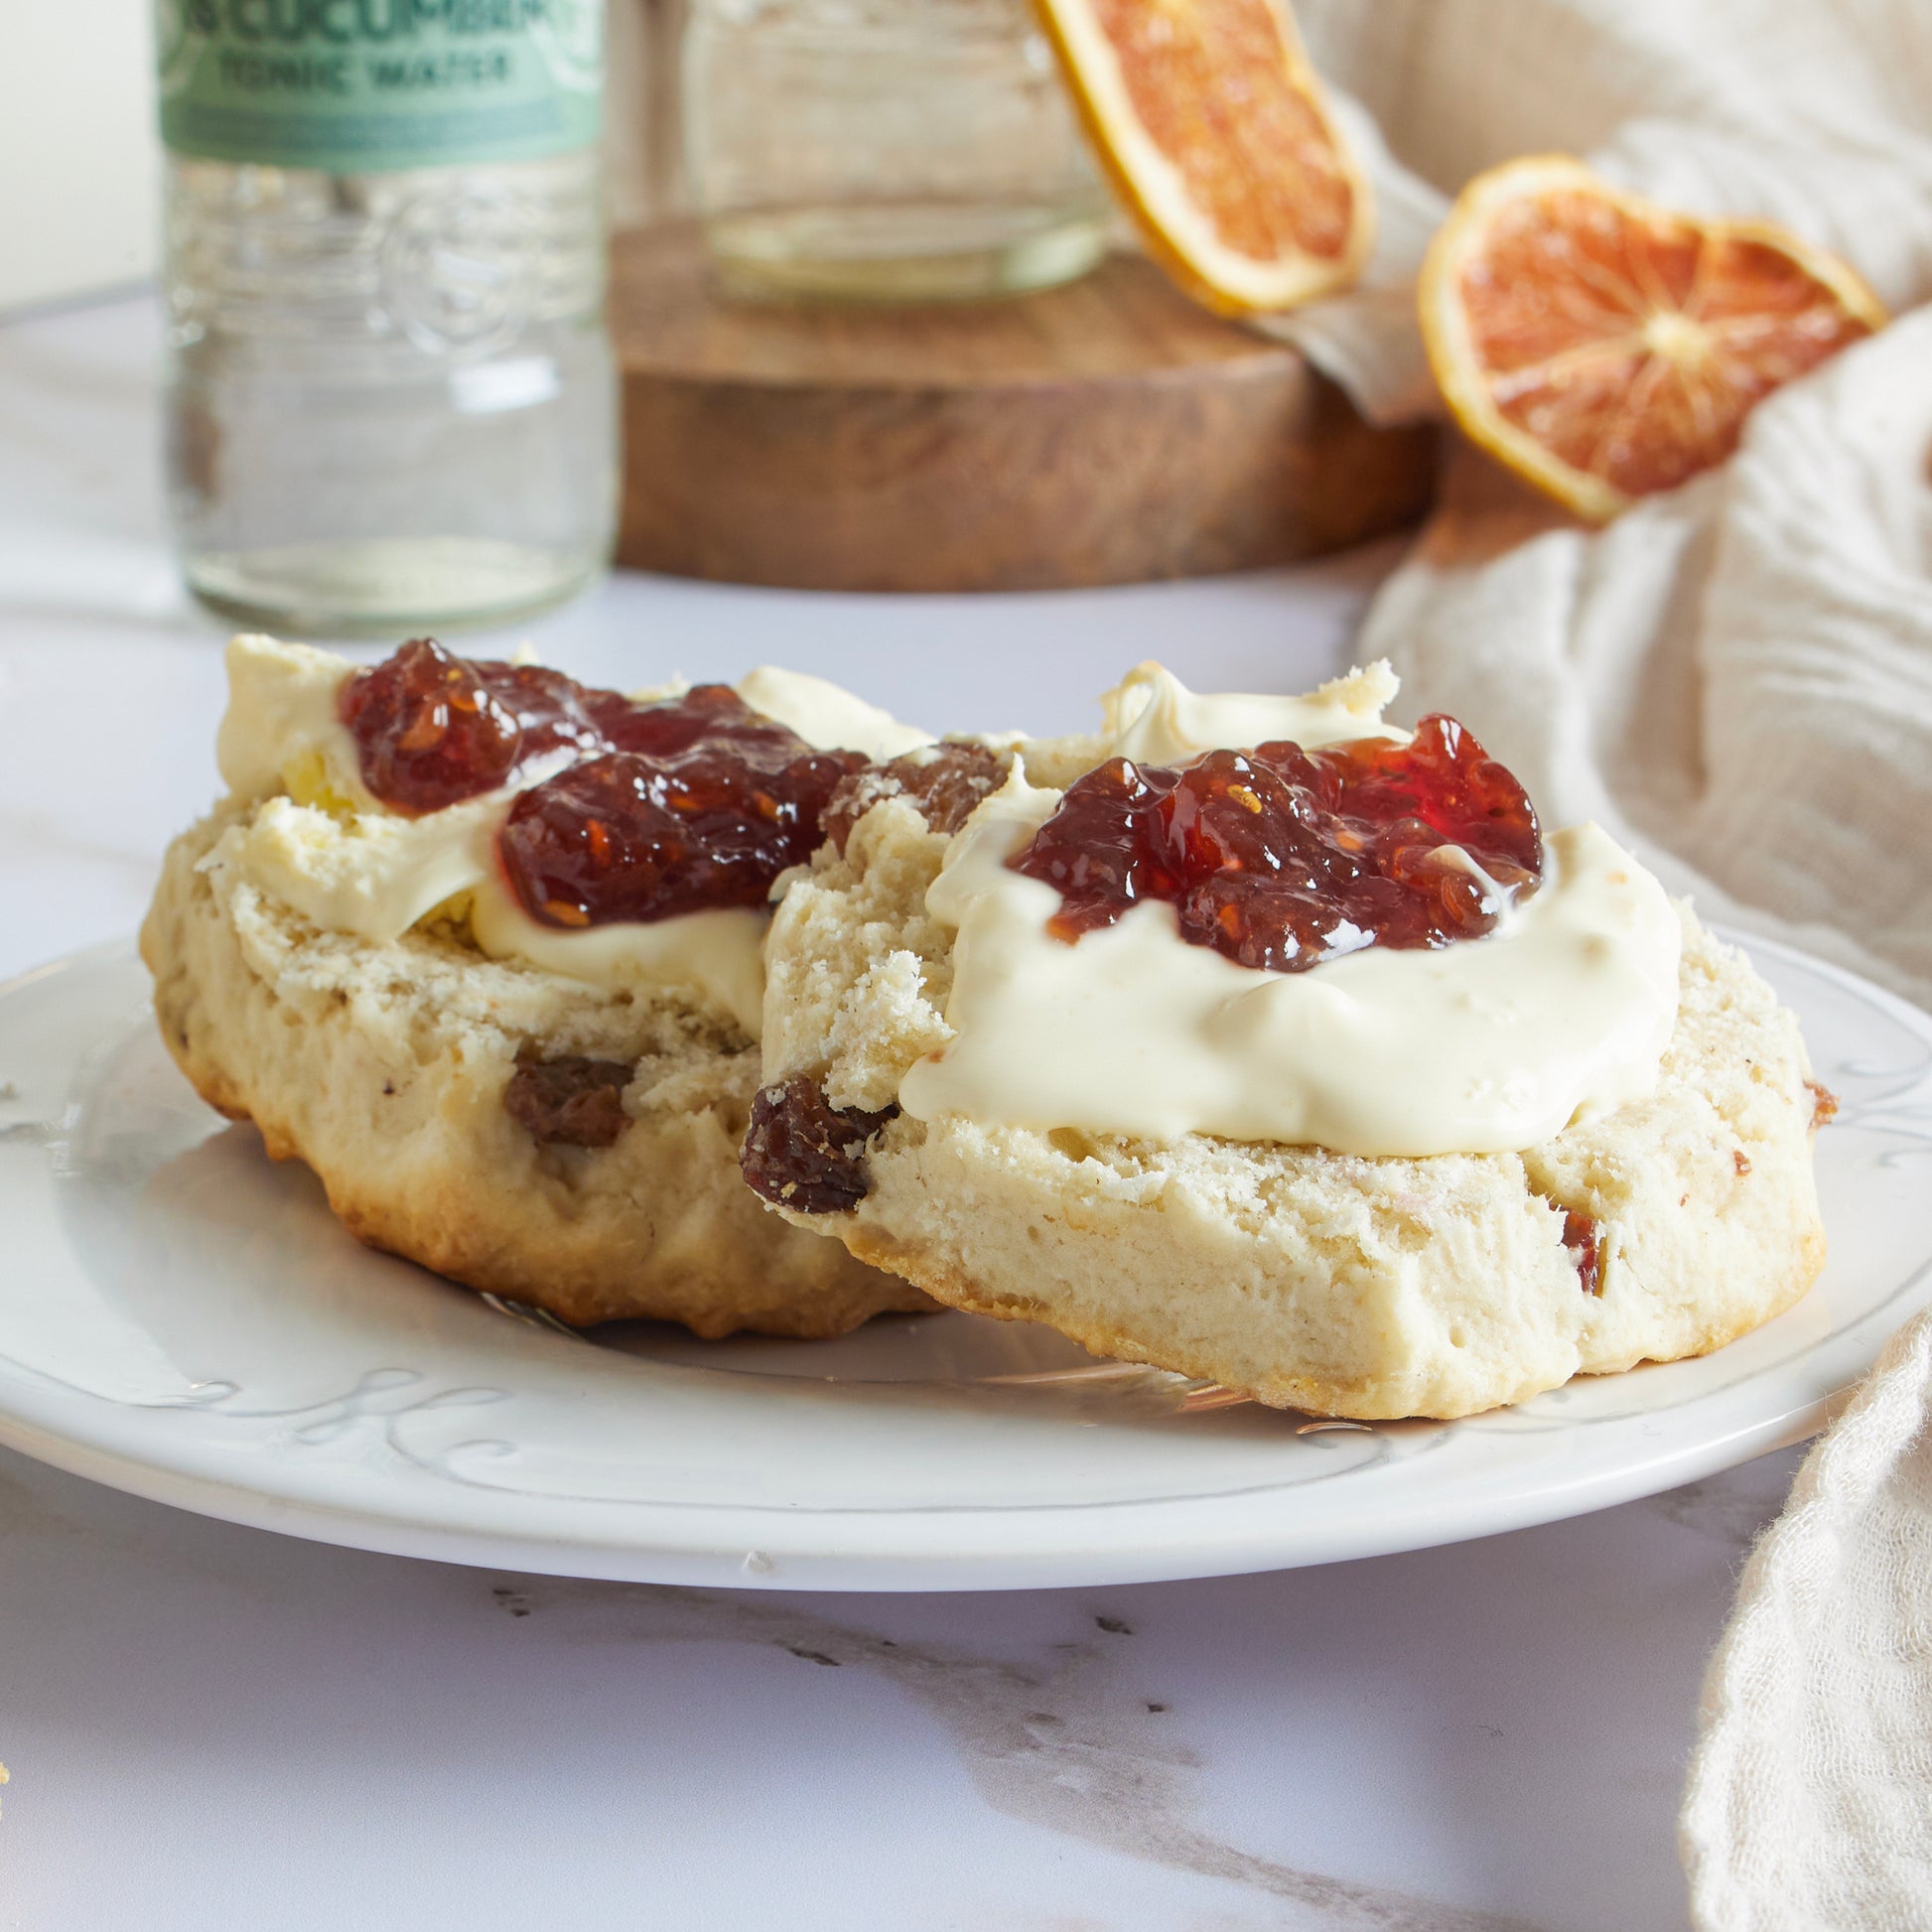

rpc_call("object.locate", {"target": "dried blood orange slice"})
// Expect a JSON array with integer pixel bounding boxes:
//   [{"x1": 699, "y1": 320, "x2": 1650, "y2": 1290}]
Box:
[
  {"x1": 1420, "y1": 155, "x2": 1887, "y2": 521},
  {"x1": 1032, "y1": 0, "x2": 1372, "y2": 314}
]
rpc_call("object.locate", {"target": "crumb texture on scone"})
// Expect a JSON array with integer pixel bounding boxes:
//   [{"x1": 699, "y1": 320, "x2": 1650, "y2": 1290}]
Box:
[
  {"x1": 141, "y1": 801, "x2": 929, "y2": 1336},
  {"x1": 757, "y1": 789, "x2": 1828, "y2": 1418}
]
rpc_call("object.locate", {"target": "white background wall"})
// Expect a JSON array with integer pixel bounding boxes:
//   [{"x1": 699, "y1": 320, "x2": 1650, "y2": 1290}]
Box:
[{"x1": 6, "y1": 0, "x2": 161, "y2": 312}]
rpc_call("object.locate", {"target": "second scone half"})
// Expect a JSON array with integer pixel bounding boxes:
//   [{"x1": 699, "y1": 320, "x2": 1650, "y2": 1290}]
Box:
[
  {"x1": 744, "y1": 668, "x2": 1829, "y2": 1420},
  {"x1": 142, "y1": 633, "x2": 935, "y2": 1339}
]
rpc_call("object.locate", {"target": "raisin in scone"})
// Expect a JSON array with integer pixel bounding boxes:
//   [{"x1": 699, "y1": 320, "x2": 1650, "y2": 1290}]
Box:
[
  {"x1": 744, "y1": 664, "x2": 1829, "y2": 1417},
  {"x1": 141, "y1": 634, "x2": 933, "y2": 1336}
]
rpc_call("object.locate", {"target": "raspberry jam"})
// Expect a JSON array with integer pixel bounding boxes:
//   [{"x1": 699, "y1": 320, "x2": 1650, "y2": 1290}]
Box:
[
  {"x1": 1009, "y1": 717, "x2": 1542, "y2": 973},
  {"x1": 499, "y1": 726, "x2": 864, "y2": 929},
  {"x1": 342, "y1": 638, "x2": 607, "y2": 814},
  {"x1": 341, "y1": 640, "x2": 868, "y2": 931}
]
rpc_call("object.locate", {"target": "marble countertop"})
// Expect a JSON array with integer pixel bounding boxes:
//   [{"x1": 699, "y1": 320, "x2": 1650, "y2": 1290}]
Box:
[{"x1": 0, "y1": 292, "x2": 1785, "y2": 1931}]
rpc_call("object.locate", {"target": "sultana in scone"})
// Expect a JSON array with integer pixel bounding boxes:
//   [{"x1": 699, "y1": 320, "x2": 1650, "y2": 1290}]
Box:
[
  {"x1": 140, "y1": 636, "x2": 932, "y2": 1337},
  {"x1": 743, "y1": 671, "x2": 1830, "y2": 1416}
]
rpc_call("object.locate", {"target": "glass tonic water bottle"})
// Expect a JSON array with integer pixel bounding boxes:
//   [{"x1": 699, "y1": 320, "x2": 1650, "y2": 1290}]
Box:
[{"x1": 156, "y1": 1, "x2": 617, "y2": 636}]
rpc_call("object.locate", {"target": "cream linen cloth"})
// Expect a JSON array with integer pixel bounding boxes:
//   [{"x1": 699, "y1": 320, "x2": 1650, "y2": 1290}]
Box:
[{"x1": 1266, "y1": 4, "x2": 1932, "y2": 1924}]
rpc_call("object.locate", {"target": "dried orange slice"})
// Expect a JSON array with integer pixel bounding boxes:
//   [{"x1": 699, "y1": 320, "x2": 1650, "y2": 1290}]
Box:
[
  {"x1": 1420, "y1": 156, "x2": 1887, "y2": 521},
  {"x1": 1032, "y1": 0, "x2": 1373, "y2": 314}
]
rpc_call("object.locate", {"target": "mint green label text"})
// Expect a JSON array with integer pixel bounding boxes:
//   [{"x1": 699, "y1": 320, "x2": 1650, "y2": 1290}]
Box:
[{"x1": 158, "y1": 0, "x2": 604, "y2": 173}]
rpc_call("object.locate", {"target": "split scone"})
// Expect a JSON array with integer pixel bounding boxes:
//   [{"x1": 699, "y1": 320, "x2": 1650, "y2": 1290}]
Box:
[
  {"x1": 743, "y1": 664, "x2": 1830, "y2": 1417},
  {"x1": 141, "y1": 634, "x2": 934, "y2": 1336}
]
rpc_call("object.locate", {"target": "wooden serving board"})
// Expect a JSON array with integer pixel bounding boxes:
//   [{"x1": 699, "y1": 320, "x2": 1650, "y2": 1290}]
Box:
[{"x1": 611, "y1": 223, "x2": 1436, "y2": 593}]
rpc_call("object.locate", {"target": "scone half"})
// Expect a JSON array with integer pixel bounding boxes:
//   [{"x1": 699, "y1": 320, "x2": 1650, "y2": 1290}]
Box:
[
  {"x1": 140, "y1": 634, "x2": 937, "y2": 1338},
  {"x1": 142, "y1": 800, "x2": 929, "y2": 1336},
  {"x1": 747, "y1": 780, "x2": 1830, "y2": 1418}
]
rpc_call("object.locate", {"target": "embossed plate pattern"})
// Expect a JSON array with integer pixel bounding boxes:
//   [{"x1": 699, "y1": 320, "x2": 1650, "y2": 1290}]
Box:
[{"x1": 0, "y1": 937, "x2": 1927, "y2": 1590}]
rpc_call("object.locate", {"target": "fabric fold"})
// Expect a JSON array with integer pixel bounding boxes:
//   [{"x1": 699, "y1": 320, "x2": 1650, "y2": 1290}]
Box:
[
  {"x1": 1681, "y1": 1309, "x2": 1932, "y2": 1930},
  {"x1": 1253, "y1": 7, "x2": 1932, "y2": 1921}
]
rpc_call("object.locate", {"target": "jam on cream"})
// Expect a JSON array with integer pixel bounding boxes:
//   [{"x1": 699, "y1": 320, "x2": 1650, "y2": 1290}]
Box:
[
  {"x1": 214, "y1": 636, "x2": 927, "y2": 1036},
  {"x1": 898, "y1": 669, "x2": 1682, "y2": 1160},
  {"x1": 1010, "y1": 714, "x2": 1541, "y2": 973}
]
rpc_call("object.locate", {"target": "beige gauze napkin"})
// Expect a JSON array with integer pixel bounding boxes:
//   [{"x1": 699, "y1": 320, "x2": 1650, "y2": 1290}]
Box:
[{"x1": 1271, "y1": 1, "x2": 1932, "y2": 1922}]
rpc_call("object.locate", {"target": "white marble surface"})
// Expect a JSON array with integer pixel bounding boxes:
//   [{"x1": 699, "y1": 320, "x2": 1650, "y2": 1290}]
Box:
[{"x1": 0, "y1": 293, "x2": 1798, "y2": 1931}]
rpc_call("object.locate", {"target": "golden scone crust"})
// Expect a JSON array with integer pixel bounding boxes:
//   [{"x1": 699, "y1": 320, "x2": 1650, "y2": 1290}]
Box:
[
  {"x1": 755, "y1": 792, "x2": 1829, "y2": 1418},
  {"x1": 141, "y1": 801, "x2": 931, "y2": 1336}
]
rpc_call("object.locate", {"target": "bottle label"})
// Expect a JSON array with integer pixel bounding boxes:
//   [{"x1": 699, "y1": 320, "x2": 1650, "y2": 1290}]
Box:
[{"x1": 157, "y1": 1, "x2": 605, "y2": 173}]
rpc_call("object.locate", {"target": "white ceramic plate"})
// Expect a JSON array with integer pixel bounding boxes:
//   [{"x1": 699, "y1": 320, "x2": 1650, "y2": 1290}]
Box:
[{"x1": 1, "y1": 937, "x2": 1928, "y2": 1591}]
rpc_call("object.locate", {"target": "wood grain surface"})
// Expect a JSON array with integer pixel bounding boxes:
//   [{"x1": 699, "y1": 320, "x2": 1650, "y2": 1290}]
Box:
[{"x1": 612, "y1": 222, "x2": 1438, "y2": 592}]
